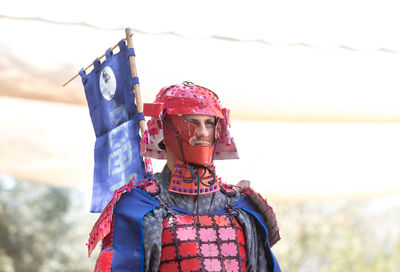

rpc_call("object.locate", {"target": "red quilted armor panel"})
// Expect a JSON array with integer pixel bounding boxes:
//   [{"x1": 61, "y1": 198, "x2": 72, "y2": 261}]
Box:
[{"x1": 160, "y1": 214, "x2": 246, "y2": 272}]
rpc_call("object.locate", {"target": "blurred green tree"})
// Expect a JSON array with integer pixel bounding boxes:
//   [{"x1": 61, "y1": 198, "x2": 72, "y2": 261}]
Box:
[{"x1": 0, "y1": 175, "x2": 93, "y2": 272}]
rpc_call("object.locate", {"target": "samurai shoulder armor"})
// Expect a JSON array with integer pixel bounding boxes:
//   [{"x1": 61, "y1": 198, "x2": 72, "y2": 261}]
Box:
[
  {"x1": 241, "y1": 187, "x2": 281, "y2": 247},
  {"x1": 88, "y1": 177, "x2": 149, "y2": 257}
]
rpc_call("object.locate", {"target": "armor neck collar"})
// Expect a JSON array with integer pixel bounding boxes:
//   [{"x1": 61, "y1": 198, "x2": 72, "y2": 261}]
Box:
[{"x1": 168, "y1": 160, "x2": 220, "y2": 196}]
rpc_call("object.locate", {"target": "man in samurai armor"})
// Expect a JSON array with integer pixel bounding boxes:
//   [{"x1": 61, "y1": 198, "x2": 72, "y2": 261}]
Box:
[{"x1": 88, "y1": 81, "x2": 281, "y2": 272}]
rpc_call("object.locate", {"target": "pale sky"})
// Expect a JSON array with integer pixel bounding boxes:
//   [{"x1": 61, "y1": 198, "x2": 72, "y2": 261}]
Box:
[{"x1": 4, "y1": 0, "x2": 400, "y2": 50}]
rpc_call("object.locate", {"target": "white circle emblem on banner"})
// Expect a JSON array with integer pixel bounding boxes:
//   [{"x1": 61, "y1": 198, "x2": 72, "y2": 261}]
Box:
[{"x1": 99, "y1": 66, "x2": 117, "y2": 101}]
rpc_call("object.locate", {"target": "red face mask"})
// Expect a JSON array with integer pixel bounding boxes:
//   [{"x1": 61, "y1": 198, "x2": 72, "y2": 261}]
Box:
[{"x1": 162, "y1": 114, "x2": 221, "y2": 166}]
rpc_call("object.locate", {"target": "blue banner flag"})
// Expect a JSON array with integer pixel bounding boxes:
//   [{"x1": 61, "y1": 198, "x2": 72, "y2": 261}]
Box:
[{"x1": 79, "y1": 40, "x2": 146, "y2": 213}]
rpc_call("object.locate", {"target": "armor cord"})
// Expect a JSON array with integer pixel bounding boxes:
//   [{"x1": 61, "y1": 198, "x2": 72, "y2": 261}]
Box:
[
  {"x1": 196, "y1": 172, "x2": 200, "y2": 226},
  {"x1": 210, "y1": 137, "x2": 219, "y2": 162}
]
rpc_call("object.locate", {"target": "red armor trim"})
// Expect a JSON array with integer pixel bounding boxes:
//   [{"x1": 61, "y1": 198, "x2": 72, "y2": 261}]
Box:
[
  {"x1": 93, "y1": 249, "x2": 113, "y2": 272},
  {"x1": 160, "y1": 214, "x2": 246, "y2": 272},
  {"x1": 137, "y1": 178, "x2": 160, "y2": 196},
  {"x1": 88, "y1": 199, "x2": 114, "y2": 258},
  {"x1": 101, "y1": 215, "x2": 115, "y2": 250},
  {"x1": 144, "y1": 157, "x2": 153, "y2": 174},
  {"x1": 220, "y1": 183, "x2": 237, "y2": 197}
]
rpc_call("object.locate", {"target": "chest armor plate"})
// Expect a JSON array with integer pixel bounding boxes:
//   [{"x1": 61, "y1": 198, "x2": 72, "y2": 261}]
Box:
[{"x1": 160, "y1": 214, "x2": 247, "y2": 272}]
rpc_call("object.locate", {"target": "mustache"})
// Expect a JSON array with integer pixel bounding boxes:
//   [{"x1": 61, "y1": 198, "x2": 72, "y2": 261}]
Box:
[{"x1": 190, "y1": 138, "x2": 213, "y2": 146}]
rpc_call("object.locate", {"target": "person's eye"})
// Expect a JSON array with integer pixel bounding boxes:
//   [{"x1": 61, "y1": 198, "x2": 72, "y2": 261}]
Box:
[
  {"x1": 206, "y1": 120, "x2": 215, "y2": 127},
  {"x1": 186, "y1": 119, "x2": 198, "y2": 126}
]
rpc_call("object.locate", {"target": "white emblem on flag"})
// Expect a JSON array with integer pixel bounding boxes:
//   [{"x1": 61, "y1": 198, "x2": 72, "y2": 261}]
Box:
[{"x1": 99, "y1": 66, "x2": 117, "y2": 101}]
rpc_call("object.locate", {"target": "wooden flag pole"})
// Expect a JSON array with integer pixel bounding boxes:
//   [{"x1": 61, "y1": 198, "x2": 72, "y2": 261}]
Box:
[{"x1": 125, "y1": 28, "x2": 146, "y2": 137}]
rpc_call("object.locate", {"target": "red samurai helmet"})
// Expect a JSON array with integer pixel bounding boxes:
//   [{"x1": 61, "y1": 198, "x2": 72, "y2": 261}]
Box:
[{"x1": 141, "y1": 81, "x2": 239, "y2": 166}]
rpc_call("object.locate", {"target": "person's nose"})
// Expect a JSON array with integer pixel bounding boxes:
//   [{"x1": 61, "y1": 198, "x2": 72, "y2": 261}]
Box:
[{"x1": 195, "y1": 122, "x2": 209, "y2": 138}]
